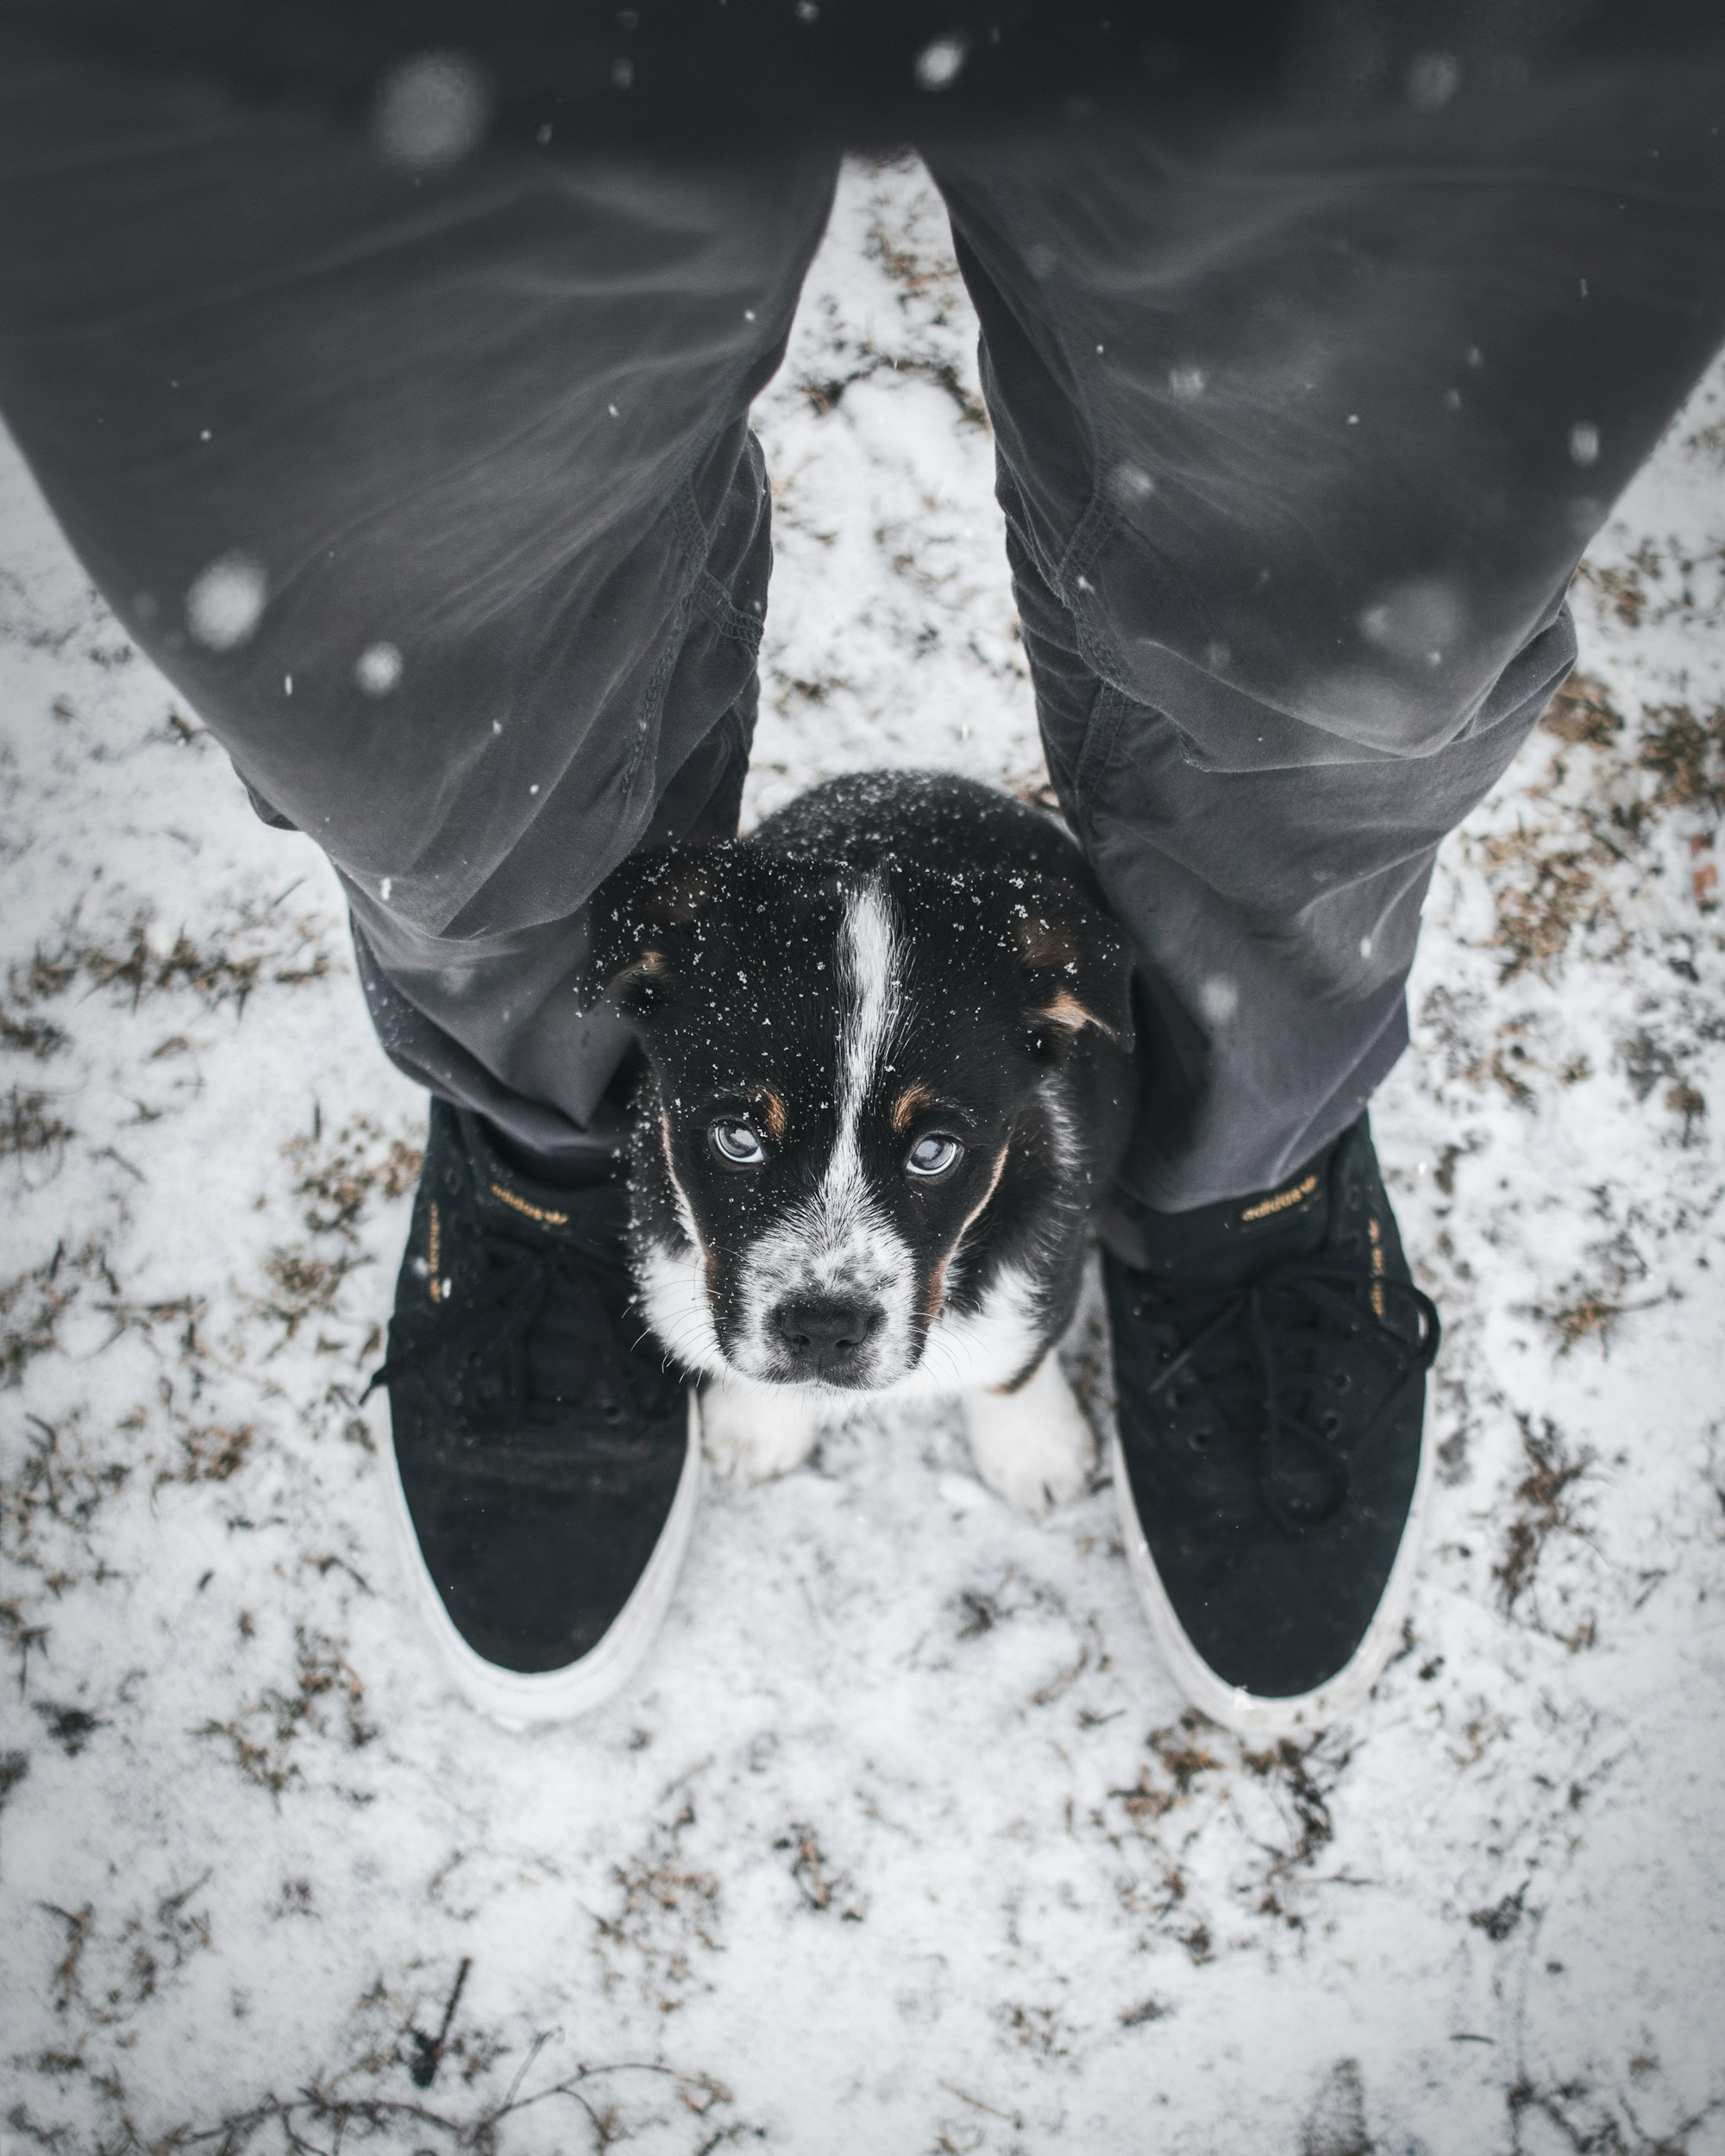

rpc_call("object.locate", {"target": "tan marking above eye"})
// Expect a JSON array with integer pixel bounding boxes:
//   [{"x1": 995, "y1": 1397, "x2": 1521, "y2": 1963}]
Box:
[
  {"x1": 614, "y1": 946, "x2": 668, "y2": 987},
  {"x1": 751, "y1": 1085, "x2": 788, "y2": 1140},
  {"x1": 891, "y1": 1080, "x2": 936, "y2": 1133},
  {"x1": 1036, "y1": 987, "x2": 1113, "y2": 1037}
]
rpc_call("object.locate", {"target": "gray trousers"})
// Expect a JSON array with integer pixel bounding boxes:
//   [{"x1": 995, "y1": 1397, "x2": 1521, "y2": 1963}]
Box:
[{"x1": 3, "y1": 21, "x2": 1724, "y2": 1208}]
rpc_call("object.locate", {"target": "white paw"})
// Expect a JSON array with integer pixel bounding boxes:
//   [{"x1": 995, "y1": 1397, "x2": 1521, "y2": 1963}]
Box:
[
  {"x1": 699, "y1": 1370, "x2": 825, "y2": 1486},
  {"x1": 962, "y1": 1355, "x2": 1096, "y2": 1520}
]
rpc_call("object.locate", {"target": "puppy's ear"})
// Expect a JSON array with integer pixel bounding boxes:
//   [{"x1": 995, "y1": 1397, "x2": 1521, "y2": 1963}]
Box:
[
  {"x1": 1010, "y1": 879, "x2": 1136, "y2": 1051},
  {"x1": 578, "y1": 845, "x2": 719, "y2": 1024}
]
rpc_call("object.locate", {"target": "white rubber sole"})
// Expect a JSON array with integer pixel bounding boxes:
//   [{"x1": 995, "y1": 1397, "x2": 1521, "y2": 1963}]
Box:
[
  {"x1": 380, "y1": 1396, "x2": 701, "y2": 1730},
  {"x1": 1108, "y1": 1404, "x2": 1435, "y2": 1743}
]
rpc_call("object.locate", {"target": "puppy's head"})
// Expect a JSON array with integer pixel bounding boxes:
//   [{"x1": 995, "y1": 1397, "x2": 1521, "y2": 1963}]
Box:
[{"x1": 581, "y1": 840, "x2": 1131, "y2": 1392}]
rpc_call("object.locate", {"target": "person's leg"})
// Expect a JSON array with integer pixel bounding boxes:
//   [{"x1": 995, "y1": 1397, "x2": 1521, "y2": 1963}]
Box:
[
  {"x1": 0, "y1": 26, "x2": 841, "y2": 1714},
  {"x1": 0, "y1": 28, "x2": 838, "y2": 1171},
  {"x1": 924, "y1": 23, "x2": 1725, "y2": 1730},
  {"x1": 1002, "y1": 556, "x2": 1567, "y2": 1212},
  {"x1": 926, "y1": 33, "x2": 1725, "y2": 1211}
]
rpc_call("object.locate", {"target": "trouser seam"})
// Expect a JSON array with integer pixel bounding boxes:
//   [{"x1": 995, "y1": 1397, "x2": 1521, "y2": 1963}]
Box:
[
  {"x1": 623, "y1": 406, "x2": 769, "y2": 807},
  {"x1": 622, "y1": 567, "x2": 696, "y2": 808},
  {"x1": 693, "y1": 566, "x2": 765, "y2": 649}
]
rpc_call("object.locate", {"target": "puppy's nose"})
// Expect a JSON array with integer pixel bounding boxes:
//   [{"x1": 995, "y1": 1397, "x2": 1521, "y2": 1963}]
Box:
[{"x1": 774, "y1": 1295, "x2": 884, "y2": 1381}]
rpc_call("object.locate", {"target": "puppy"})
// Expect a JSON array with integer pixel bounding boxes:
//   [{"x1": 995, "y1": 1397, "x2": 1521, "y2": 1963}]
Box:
[{"x1": 581, "y1": 771, "x2": 1137, "y2": 1517}]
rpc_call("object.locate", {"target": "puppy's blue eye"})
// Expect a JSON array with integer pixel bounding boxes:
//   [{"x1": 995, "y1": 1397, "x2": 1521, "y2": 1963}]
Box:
[
  {"x1": 906, "y1": 1134, "x2": 963, "y2": 1179},
  {"x1": 709, "y1": 1119, "x2": 765, "y2": 1168}
]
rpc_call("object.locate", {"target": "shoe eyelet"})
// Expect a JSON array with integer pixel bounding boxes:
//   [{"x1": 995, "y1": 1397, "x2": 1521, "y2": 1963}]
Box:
[
  {"x1": 1321, "y1": 1410, "x2": 1341, "y2": 1437},
  {"x1": 1331, "y1": 1370, "x2": 1353, "y2": 1393},
  {"x1": 1188, "y1": 1428, "x2": 1213, "y2": 1451}
]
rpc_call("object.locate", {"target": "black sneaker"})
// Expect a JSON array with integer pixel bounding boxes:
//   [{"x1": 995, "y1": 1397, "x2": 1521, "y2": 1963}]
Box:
[
  {"x1": 1104, "y1": 1116, "x2": 1440, "y2": 1739},
  {"x1": 367, "y1": 1100, "x2": 697, "y2": 1726}
]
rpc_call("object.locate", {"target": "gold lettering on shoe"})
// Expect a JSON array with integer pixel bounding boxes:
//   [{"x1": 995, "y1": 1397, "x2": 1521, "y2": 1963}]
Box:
[
  {"x1": 1368, "y1": 1215, "x2": 1386, "y2": 1317},
  {"x1": 488, "y1": 1182, "x2": 570, "y2": 1228},
  {"x1": 1239, "y1": 1170, "x2": 1319, "y2": 1225},
  {"x1": 426, "y1": 1202, "x2": 441, "y2": 1302}
]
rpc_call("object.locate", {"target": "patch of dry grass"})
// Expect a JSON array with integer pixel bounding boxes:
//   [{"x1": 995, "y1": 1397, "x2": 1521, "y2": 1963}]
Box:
[
  {"x1": 592, "y1": 1795, "x2": 722, "y2": 2013},
  {"x1": 3, "y1": 1408, "x2": 131, "y2": 1644},
  {"x1": 42, "y1": 1873, "x2": 214, "y2": 2028},
  {"x1": 775, "y1": 1822, "x2": 868, "y2": 1921},
  {"x1": 242, "y1": 1113, "x2": 421, "y2": 1351},
  {"x1": 2, "y1": 1239, "x2": 114, "y2": 1388},
  {"x1": 193, "y1": 1625, "x2": 375, "y2": 1802},
  {"x1": 3, "y1": 1085, "x2": 75, "y2": 1160},
  {"x1": 862, "y1": 158, "x2": 967, "y2": 318},
  {"x1": 1640, "y1": 700, "x2": 1725, "y2": 818},
  {"x1": 284, "y1": 1113, "x2": 423, "y2": 1243},
  {"x1": 15, "y1": 1966, "x2": 748, "y2": 2153},
  {"x1": 151, "y1": 1420, "x2": 254, "y2": 1491},
  {"x1": 1000, "y1": 2000, "x2": 1072, "y2": 2061},
  {"x1": 1574, "y1": 535, "x2": 1725, "y2": 636},
  {"x1": 1, "y1": 1008, "x2": 69, "y2": 1058},
  {"x1": 1101, "y1": 1712, "x2": 1354, "y2": 1946},
  {"x1": 1494, "y1": 1414, "x2": 1593, "y2": 1620},
  {"x1": 1463, "y1": 671, "x2": 1725, "y2": 995},
  {"x1": 4, "y1": 900, "x2": 337, "y2": 1036},
  {"x1": 1110, "y1": 1713, "x2": 1225, "y2": 1824},
  {"x1": 254, "y1": 1245, "x2": 373, "y2": 1346},
  {"x1": 796, "y1": 342, "x2": 988, "y2": 430},
  {"x1": 1472, "y1": 830, "x2": 1618, "y2": 983}
]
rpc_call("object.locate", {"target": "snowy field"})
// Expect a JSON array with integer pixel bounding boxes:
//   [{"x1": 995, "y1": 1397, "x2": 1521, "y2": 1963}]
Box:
[{"x1": 3, "y1": 156, "x2": 1723, "y2": 2155}]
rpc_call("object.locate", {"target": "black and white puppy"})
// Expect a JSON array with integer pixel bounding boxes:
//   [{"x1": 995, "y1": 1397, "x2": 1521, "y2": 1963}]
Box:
[{"x1": 581, "y1": 771, "x2": 1137, "y2": 1516}]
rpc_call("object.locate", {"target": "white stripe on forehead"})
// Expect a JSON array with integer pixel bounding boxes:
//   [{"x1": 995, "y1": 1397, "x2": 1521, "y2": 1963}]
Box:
[
  {"x1": 837, "y1": 877, "x2": 897, "y2": 1123},
  {"x1": 806, "y1": 875, "x2": 899, "y2": 1260}
]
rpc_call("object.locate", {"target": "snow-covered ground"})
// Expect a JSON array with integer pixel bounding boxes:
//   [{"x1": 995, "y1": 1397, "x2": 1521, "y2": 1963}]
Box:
[{"x1": 3, "y1": 157, "x2": 1722, "y2": 2155}]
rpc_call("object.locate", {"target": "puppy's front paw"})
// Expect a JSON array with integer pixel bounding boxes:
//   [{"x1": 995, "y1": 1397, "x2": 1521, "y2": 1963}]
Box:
[
  {"x1": 963, "y1": 1354, "x2": 1096, "y2": 1520},
  {"x1": 699, "y1": 1372, "x2": 825, "y2": 1486}
]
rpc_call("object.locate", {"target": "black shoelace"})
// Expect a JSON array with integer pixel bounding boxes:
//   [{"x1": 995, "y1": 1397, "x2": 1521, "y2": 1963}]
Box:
[
  {"x1": 1132, "y1": 1256, "x2": 1440, "y2": 1533},
  {"x1": 367, "y1": 1228, "x2": 673, "y2": 1444}
]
